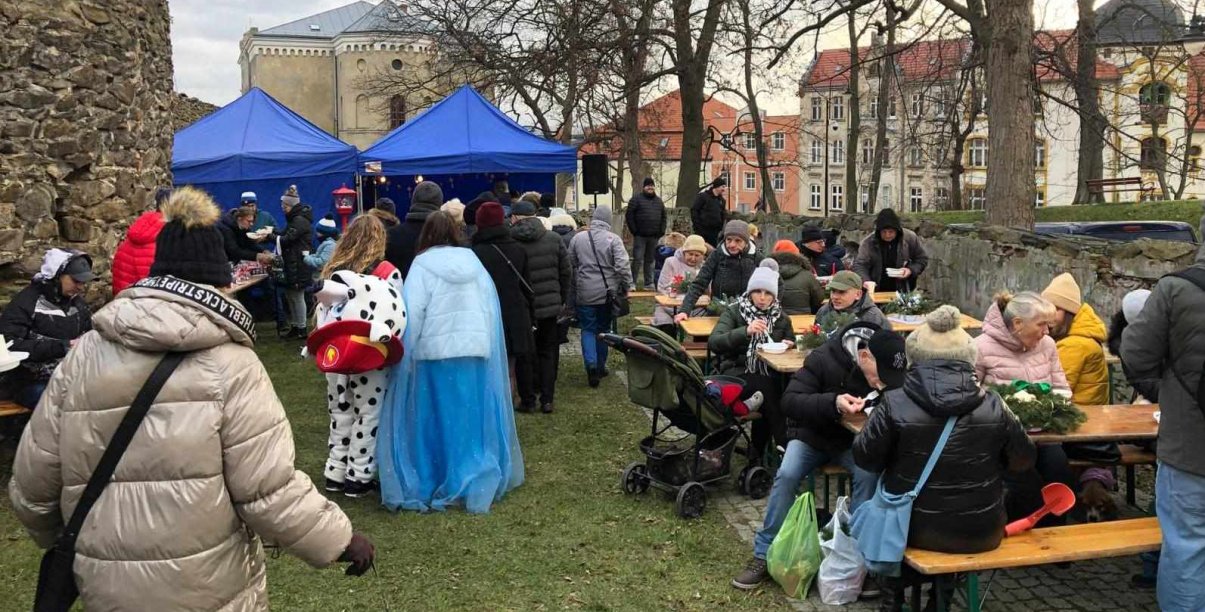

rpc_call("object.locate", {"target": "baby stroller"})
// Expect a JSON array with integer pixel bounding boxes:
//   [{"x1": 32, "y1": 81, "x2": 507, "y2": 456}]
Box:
[{"x1": 600, "y1": 325, "x2": 772, "y2": 518}]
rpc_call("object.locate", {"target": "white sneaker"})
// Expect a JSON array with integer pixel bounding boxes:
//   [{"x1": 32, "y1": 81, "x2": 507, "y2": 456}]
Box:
[{"x1": 743, "y1": 391, "x2": 765, "y2": 413}]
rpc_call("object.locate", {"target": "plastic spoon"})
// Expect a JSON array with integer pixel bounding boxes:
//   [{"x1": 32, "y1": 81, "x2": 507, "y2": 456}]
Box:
[{"x1": 1005, "y1": 483, "x2": 1076, "y2": 536}]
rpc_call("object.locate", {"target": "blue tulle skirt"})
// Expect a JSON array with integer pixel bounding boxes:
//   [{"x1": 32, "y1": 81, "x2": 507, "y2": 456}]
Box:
[{"x1": 377, "y1": 355, "x2": 525, "y2": 514}]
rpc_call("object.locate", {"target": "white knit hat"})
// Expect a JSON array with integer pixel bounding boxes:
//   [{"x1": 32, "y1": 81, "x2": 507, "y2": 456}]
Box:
[
  {"x1": 746, "y1": 261, "x2": 780, "y2": 298},
  {"x1": 1122, "y1": 289, "x2": 1151, "y2": 323},
  {"x1": 905, "y1": 305, "x2": 978, "y2": 366}
]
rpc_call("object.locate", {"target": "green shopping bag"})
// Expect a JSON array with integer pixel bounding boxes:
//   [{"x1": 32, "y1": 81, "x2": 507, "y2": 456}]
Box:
[{"x1": 766, "y1": 492, "x2": 822, "y2": 599}]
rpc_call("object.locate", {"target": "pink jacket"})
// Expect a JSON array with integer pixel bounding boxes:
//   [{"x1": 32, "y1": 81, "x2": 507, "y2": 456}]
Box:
[
  {"x1": 973, "y1": 302, "x2": 1069, "y2": 391},
  {"x1": 654, "y1": 249, "x2": 707, "y2": 325}
]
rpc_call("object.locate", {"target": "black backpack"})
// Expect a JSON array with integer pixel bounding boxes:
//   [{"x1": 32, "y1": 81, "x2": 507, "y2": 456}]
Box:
[{"x1": 1166, "y1": 267, "x2": 1205, "y2": 416}]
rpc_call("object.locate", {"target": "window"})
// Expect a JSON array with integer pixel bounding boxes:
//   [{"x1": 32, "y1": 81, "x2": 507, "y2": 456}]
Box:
[
  {"x1": 860, "y1": 184, "x2": 871, "y2": 212},
  {"x1": 389, "y1": 95, "x2": 406, "y2": 129},
  {"x1": 831, "y1": 96, "x2": 845, "y2": 121},
  {"x1": 862, "y1": 139, "x2": 874, "y2": 165},
  {"x1": 935, "y1": 187, "x2": 949, "y2": 209},
  {"x1": 772, "y1": 172, "x2": 786, "y2": 192},
  {"x1": 887, "y1": 96, "x2": 897, "y2": 118},
  {"x1": 771, "y1": 132, "x2": 785, "y2": 151},
  {"x1": 811, "y1": 97, "x2": 823, "y2": 121},
  {"x1": 743, "y1": 132, "x2": 758, "y2": 150},
  {"x1": 911, "y1": 93, "x2": 924, "y2": 118},
  {"x1": 830, "y1": 185, "x2": 844, "y2": 210},
  {"x1": 1140, "y1": 82, "x2": 1172, "y2": 106},
  {"x1": 1140, "y1": 137, "x2": 1167, "y2": 171},
  {"x1": 809, "y1": 184, "x2": 822, "y2": 210},
  {"x1": 1033, "y1": 92, "x2": 1043, "y2": 116},
  {"x1": 909, "y1": 187, "x2": 923, "y2": 213},
  {"x1": 968, "y1": 187, "x2": 986, "y2": 210},
  {"x1": 882, "y1": 138, "x2": 891, "y2": 164},
  {"x1": 744, "y1": 171, "x2": 757, "y2": 191},
  {"x1": 869, "y1": 62, "x2": 881, "y2": 78},
  {"x1": 969, "y1": 137, "x2": 987, "y2": 168},
  {"x1": 879, "y1": 184, "x2": 893, "y2": 209},
  {"x1": 810, "y1": 140, "x2": 823, "y2": 164},
  {"x1": 1035, "y1": 187, "x2": 1047, "y2": 207},
  {"x1": 934, "y1": 95, "x2": 947, "y2": 118},
  {"x1": 868, "y1": 97, "x2": 879, "y2": 119},
  {"x1": 1035, "y1": 140, "x2": 1047, "y2": 170},
  {"x1": 909, "y1": 146, "x2": 924, "y2": 166},
  {"x1": 831, "y1": 140, "x2": 845, "y2": 164}
]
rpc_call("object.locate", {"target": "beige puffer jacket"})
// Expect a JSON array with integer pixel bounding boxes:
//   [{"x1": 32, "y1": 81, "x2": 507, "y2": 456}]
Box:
[{"x1": 8, "y1": 276, "x2": 353, "y2": 611}]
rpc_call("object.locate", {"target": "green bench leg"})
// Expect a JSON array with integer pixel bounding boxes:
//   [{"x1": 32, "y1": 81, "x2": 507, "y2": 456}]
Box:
[{"x1": 967, "y1": 572, "x2": 981, "y2": 612}]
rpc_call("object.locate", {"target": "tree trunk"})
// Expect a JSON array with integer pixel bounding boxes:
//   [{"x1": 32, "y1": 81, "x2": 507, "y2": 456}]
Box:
[
  {"x1": 845, "y1": 12, "x2": 861, "y2": 214},
  {"x1": 984, "y1": 0, "x2": 1035, "y2": 228},
  {"x1": 738, "y1": 0, "x2": 778, "y2": 213},
  {"x1": 1072, "y1": 0, "x2": 1105, "y2": 204},
  {"x1": 671, "y1": 0, "x2": 726, "y2": 209},
  {"x1": 867, "y1": 7, "x2": 896, "y2": 215}
]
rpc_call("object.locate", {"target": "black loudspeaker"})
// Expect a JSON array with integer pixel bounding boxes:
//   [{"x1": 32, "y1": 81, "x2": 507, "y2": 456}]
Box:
[{"x1": 582, "y1": 154, "x2": 609, "y2": 195}]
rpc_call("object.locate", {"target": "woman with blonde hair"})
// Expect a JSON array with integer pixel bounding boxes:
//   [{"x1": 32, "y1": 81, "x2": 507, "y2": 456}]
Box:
[{"x1": 316, "y1": 214, "x2": 404, "y2": 498}]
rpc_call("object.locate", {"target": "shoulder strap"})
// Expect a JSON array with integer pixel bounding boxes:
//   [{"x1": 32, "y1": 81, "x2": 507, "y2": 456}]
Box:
[
  {"x1": 910, "y1": 415, "x2": 958, "y2": 497},
  {"x1": 56, "y1": 352, "x2": 187, "y2": 549},
  {"x1": 490, "y1": 245, "x2": 535, "y2": 295},
  {"x1": 586, "y1": 230, "x2": 612, "y2": 294},
  {"x1": 1165, "y1": 268, "x2": 1205, "y2": 418}
]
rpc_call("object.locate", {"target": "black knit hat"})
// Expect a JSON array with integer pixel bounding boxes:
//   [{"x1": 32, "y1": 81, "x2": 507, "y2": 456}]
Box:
[
  {"x1": 643, "y1": 177, "x2": 655, "y2": 187},
  {"x1": 799, "y1": 225, "x2": 825, "y2": 244},
  {"x1": 150, "y1": 187, "x2": 232, "y2": 287},
  {"x1": 876, "y1": 208, "x2": 902, "y2": 233}
]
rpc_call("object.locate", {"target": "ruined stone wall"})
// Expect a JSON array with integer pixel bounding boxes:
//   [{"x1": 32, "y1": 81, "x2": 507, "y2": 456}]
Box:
[
  {"x1": 172, "y1": 93, "x2": 217, "y2": 131},
  {"x1": 0, "y1": 0, "x2": 173, "y2": 302}
]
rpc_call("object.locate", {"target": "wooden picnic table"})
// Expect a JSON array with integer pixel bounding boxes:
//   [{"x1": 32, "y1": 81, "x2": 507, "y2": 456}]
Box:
[
  {"x1": 678, "y1": 313, "x2": 984, "y2": 340},
  {"x1": 843, "y1": 403, "x2": 1159, "y2": 443},
  {"x1": 757, "y1": 348, "x2": 806, "y2": 374},
  {"x1": 628, "y1": 290, "x2": 656, "y2": 299},
  {"x1": 654, "y1": 294, "x2": 711, "y2": 308},
  {"x1": 227, "y1": 274, "x2": 268, "y2": 295}
]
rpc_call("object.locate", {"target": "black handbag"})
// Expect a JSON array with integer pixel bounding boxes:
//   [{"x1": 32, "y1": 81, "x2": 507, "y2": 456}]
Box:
[
  {"x1": 34, "y1": 352, "x2": 187, "y2": 612},
  {"x1": 586, "y1": 229, "x2": 630, "y2": 318}
]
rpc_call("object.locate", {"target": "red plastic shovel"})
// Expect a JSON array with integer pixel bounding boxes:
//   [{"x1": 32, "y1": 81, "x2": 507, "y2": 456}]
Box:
[{"x1": 1005, "y1": 483, "x2": 1076, "y2": 537}]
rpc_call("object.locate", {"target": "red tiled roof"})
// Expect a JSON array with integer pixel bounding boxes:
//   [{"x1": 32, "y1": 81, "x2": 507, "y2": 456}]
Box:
[
  {"x1": 1033, "y1": 30, "x2": 1121, "y2": 82},
  {"x1": 580, "y1": 91, "x2": 760, "y2": 160}
]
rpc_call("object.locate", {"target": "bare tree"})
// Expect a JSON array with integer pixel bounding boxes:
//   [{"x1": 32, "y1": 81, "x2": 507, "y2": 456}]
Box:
[{"x1": 665, "y1": 0, "x2": 727, "y2": 209}]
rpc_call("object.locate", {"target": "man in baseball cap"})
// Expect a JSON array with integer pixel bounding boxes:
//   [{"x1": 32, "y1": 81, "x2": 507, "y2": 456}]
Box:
[{"x1": 814, "y1": 270, "x2": 892, "y2": 330}]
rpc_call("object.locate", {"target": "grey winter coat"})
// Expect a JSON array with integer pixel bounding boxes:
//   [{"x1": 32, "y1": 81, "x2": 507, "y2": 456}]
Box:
[
  {"x1": 853, "y1": 228, "x2": 930, "y2": 286},
  {"x1": 512, "y1": 217, "x2": 572, "y2": 320},
  {"x1": 770, "y1": 251, "x2": 825, "y2": 315},
  {"x1": 1122, "y1": 249, "x2": 1205, "y2": 477},
  {"x1": 680, "y1": 246, "x2": 759, "y2": 313},
  {"x1": 567, "y1": 220, "x2": 633, "y2": 307},
  {"x1": 625, "y1": 192, "x2": 667, "y2": 237},
  {"x1": 814, "y1": 291, "x2": 893, "y2": 331}
]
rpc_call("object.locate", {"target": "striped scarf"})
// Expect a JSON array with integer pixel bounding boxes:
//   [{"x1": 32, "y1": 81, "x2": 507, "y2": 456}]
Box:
[{"x1": 737, "y1": 294, "x2": 782, "y2": 375}]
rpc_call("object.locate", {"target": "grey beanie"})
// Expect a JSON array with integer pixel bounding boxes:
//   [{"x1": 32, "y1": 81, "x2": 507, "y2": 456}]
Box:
[
  {"x1": 281, "y1": 184, "x2": 300, "y2": 207},
  {"x1": 758, "y1": 257, "x2": 779, "y2": 273},
  {"x1": 746, "y1": 265, "x2": 780, "y2": 298},
  {"x1": 593, "y1": 205, "x2": 613, "y2": 226},
  {"x1": 723, "y1": 219, "x2": 750, "y2": 242},
  {"x1": 411, "y1": 181, "x2": 444, "y2": 212}
]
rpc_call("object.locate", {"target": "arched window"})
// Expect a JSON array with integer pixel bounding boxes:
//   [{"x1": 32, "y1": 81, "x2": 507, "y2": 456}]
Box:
[
  {"x1": 389, "y1": 95, "x2": 407, "y2": 129},
  {"x1": 1140, "y1": 137, "x2": 1166, "y2": 171}
]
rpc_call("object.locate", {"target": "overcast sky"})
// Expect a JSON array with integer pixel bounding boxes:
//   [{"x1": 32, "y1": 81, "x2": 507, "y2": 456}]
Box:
[{"x1": 170, "y1": 0, "x2": 1079, "y2": 112}]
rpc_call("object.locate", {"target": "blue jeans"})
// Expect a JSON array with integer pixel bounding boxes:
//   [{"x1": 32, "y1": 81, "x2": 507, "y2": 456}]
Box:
[
  {"x1": 753, "y1": 439, "x2": 878, "y2": 559},
  {"x1": 576, "y1": 305, "x2": 613, "y2": 372},
  {"x1": 1156, "y1": 462, "x2": 1205, "y2": 611}
]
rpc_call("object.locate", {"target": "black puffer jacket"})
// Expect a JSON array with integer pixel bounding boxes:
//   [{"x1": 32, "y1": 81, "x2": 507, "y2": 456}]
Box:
[
  {"x1": 690, "y1": 190, "x2": 726, "y2": 243},
  {"x1": 472, "y1": 225, "x2": 535, "y2": 357},
  {"x1": 782, "y1": 330, "x2": 875, "y2": 453},
  {"x1": 625, "y1": 192, "x2": 667, "y2": 237},
  {"x1": 385, "y1": 201, "x2": 441, "y2": 280},
  {"x1": 0, "y1": 276, "x2": 92, "y2": 388},
  {"x1": 277, "y1": 205, "x2": 313, "y2": 288},
  {"x1": 854, "y1": 360, "x2": 1037, "y2": 554},
  {"x1": 218, "y1": 212, "x2": 261, "y2": 263},
  {"x1": 770, "y1": 251, "x2": 824, "y2": 315},
  {"x1": 512, "y1": 217, "x2": 571, "y2": 320},
  {"x1": 680, "y1": 246, "x2": 758, "y2": 312}
]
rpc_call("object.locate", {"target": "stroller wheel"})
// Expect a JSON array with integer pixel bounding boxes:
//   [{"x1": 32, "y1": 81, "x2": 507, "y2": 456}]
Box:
[
  {"x1": 675, "y1": 481, "x2": 707, "y2": 519},
  {"x1": 735, "y1": 466, "x2": 751, "y2": 495},
  {"x1": 744, "y1": 466, "x2": 772, "y2": 500},
  {"x1": 621, "y1": 461, "x2": 651, "y2": 495}
]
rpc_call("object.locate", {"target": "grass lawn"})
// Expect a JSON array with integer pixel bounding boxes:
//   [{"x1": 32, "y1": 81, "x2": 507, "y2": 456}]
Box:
[
  {"x1": 910, "y1": 199, "x2": 1204, "y2": 227},
  {"x1": 0, "y1": 307, "x2": 782, "y2": 610}
]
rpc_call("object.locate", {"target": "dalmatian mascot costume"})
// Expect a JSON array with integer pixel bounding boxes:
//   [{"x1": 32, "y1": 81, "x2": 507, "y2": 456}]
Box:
[{"x1": 306, "y1": 262, "x2": 406, "y2": 497}]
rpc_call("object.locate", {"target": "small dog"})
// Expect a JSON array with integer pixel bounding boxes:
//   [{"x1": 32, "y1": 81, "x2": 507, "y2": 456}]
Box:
[{"x1": 1079, "y1": 468, "x2": 1121, "y2": 523}]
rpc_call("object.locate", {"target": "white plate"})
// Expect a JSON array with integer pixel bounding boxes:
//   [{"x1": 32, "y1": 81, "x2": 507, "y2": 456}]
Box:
[
  {"x1": 817, "y1": 275, "x2": 833, "y2": 284},
  {"x1": 886, "y1": 267, "x2": 907, "y2": 278},
  {"x1": 761, "y1": 342, "x2": 789, "y2": 354}
]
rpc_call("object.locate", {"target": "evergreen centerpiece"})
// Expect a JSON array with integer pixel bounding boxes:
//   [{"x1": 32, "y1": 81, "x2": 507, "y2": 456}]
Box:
[
  {"x1": 795, "y1": 324, "x2": 827, "y2": 350},
  {"x1": 882, "y1": 290, "x2": 939, "y2": 317},
  {"x1": 816, "y1": 310, "x2": 858, "y2": 334},
  {"x1": 670, "y1": 272, "x2": 693, "y2": 296},
  {"x1": 706, "y1": 294, "x2": 735, "y2": 315},
  {"x1": 990, "y1": 380, "x2": 1087, "y2": 434}
]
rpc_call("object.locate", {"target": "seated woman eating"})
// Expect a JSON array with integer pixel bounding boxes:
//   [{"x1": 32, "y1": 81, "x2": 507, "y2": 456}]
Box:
[{"x1": 708, "y1": 260, "x2": 792, "y2": 462}]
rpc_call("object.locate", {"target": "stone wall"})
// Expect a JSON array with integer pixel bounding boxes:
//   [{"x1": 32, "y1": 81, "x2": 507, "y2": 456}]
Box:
[
  {"x1": 172, "y1": 92, "x2": 217, "y2": 130},
  {"x1": 0, "y1": 0, "x2": 173, "y2": 302}
]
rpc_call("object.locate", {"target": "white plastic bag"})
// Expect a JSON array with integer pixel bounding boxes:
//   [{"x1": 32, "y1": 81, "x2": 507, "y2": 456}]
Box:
[{"x1": 818, "y1": 496, "x2": 867, "y2": 605}]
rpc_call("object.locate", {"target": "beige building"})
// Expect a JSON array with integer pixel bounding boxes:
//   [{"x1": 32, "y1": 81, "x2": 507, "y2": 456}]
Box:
[{"x1": 239, "y1": 1, "x2": 450, "y2": 150}]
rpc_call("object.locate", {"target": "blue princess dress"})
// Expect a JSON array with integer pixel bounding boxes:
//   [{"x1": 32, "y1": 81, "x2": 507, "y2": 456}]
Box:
[{"x1": 377, "y1": 246, "x2": 525, "y2": 513}]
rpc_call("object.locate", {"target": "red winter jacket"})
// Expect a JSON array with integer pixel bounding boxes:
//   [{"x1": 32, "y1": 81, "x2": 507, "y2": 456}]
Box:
[{"x1": 111, "y1": 211, "x2": 165, "y2": 296}]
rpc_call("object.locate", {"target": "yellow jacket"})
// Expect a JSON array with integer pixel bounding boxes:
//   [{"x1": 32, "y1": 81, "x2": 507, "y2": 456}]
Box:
[{"x1": 1055, "y1": 303, "x2": 1110, "y2": 405}]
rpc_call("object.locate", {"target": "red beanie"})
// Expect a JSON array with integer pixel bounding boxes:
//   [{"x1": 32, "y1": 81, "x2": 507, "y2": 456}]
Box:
[
  {"x1": 773, "y1": 239, "x2": 800, "y2": 254},
  {"x1": 477, "y1": 201, "x2": 505, "y2": 228}
]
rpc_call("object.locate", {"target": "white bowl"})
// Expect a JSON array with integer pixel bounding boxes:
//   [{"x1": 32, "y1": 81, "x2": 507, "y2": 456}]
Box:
[
  {"x1": 761, "y1": 342, "x2": 789, "y2": 354},
  {"x1": 817, "y1": 275, "x2": 833, "y2": 285},
  {"x1": 886, "y1": 267, "x2": 907, "y2": 278}
]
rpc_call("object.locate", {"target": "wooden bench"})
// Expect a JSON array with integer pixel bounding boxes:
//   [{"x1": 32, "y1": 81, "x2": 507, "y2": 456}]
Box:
[
  {"x1": 0, "y1": 400, "x2": 30, "y2": 418},
  {"x1": 1068, "y1": 444, "x2": 1156, "y2": 506},
  {"x1": 681, "y1": 340, "x2": 708, "y2": 361},
  {"x1": 904, "y1": 518, "x2": 1161, "y2": 612},
  {"x1": 627, "y1": 290, "x2": 656, "y2": 299},
  {"x1": 1086, "y1": 177, "x2": 1154, "y2": 198},
  {"x1": 633, "y1": 316, "x2": 654, "y2": 326}
]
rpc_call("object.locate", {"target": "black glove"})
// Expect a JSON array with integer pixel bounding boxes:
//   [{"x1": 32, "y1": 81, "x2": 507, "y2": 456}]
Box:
[{"x1": 338, "y1": 532, "x2": 376, "y2": 576}]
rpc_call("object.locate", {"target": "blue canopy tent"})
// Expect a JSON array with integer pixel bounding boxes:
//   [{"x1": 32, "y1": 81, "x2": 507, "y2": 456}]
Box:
[
  {"x1": 359, "y1": 85, "x2": 577, "y2": 214},
  {"x1": 172, "y1": 87, "x2": 359, "y2": 225}
]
